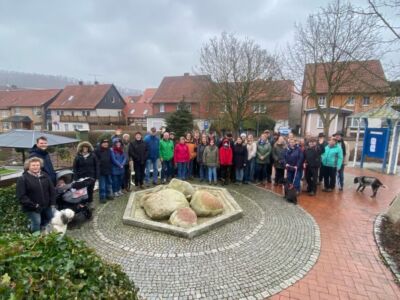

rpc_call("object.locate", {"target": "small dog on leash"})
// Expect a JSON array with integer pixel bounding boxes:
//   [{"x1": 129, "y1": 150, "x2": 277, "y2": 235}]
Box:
[
  {"x1": 354, "y1": 176, "x2": 387, "y2": 198},
  {"x1": 282, "y1": 179, "x2": 298, "y2": 204},
  {"x1": 45, "y1": 209, "x2": 75, "y2": 236}
]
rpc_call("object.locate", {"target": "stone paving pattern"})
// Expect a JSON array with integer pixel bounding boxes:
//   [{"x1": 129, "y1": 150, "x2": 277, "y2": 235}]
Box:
[
  {"x1": 68, "y1": 184, "x2": 320, "y2": 300},
  {"x1": 266, "y1": 167, "x2": 400, "y2": 300}
]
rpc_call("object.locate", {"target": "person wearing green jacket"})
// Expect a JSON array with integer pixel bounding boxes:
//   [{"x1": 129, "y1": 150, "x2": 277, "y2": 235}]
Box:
[
  {"x1": 255, "y1": 133, "x2": 272, "y2": 183},
  {"x1": 321, "y1": 137, "x2": 343, "y2": 192},
  {"x1": 159, "y1": 132, "x2": 174, "y2": 183},
  {"x1": 203, "y1": 139, "x2": 219, "y2": 185}
]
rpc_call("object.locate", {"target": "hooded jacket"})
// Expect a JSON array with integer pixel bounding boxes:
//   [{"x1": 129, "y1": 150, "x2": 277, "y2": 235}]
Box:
[
  {"x1": 16, "y1": 171, "x2": 55, "y2": 212},
  {"x1": 174, "y1": 143, "x2": 190, "y2": 163},
  {"x1": 29, "y1": 145, "x2": 56, "y2": 184},
  {"x1": 129, "y1": 139, "x2": 148, "y2": 164},
  {"x1": 203, "y1": 144, "x2": 219, "y2": 167},
  {"x1": 256, "y1": 140, "x2": 271, "y2": 164},
  {"x1": 144, "y1": 134, "x2": 160, "y2": 160},
  {"x1": 219, "y1": 139, "x2": 233, "y2": 166},
  {"x1": 284, "y1": 145, "x2": 304, "y2": 169},
  {"x1": 321, "y1": 144, "x2": 343, "y2": 169},
  {"x1": 73, "y1": 141, "x2": 99, "y2": 180},
  {"x1": 233, "y1": 143, "x2": 248, "y2": 168},
  {"x1": 304, "y1": 144, "x2": 325, "y2": 168},
  {"x1": 159, "y1": 138, "x2": 174, "y2": 161},
  {"x1": 111, "y1": 141, "x2": 127, "y2": 176}
]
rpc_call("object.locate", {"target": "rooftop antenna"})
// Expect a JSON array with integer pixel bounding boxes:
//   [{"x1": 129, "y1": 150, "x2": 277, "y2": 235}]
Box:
[{"x1": 88, "y1": 73, "x2": 103, "y2": 84}]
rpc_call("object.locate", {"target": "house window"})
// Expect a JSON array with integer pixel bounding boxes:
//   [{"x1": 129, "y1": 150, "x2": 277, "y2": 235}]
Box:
[
  {"x1": 64, "y1": 124, "x2": 69, "y2": 131},
  {"x1": 317, "y1": 116, "x2": 324, "y2": 129},
  {"x1": 253, "y1": 103, "x2": 267, "y2": 114},
  {"x1": 71, "y1": 111, "x2": 75, "y2": 116},
  {"x1": 73, "y1": 124, "x2": 83, "y2": 130},
  {"x1": 32, "y1": 107, "x2": 41, "y2": 115},
  {"x1": 318, "y1": 96, "x2": 326, "y2": 107},
  {"x1": 54, "y1": 123, "x2": 60, "y2": 130},
  {"x1": 177, "y1": 103, "x2": 191, "y2": 112},
  {"x1": 346, "y1": 97, "x2": 355, "y2": 106},
  {"x1": 57, "y1": 110, "x2": 64, "y2": 116},
  {"x1": 3, "y1": 122, "x2": 10, "y2": 130},
  {"x1": 347, "y1": 117, "x2": 365, "y2": 128},
  {"x1": 362, "y1": 96, "x2": 371, "y2": 106},
  {"x1": 15, "y1": 107, "x2": 21, "y2": 115},
  {"x1": 160, "y1": 103, "x2": 165, "y2": 113},
  {"x1": 118, "y1": 111, "x2": 122, "y2": 117},
  {"x1": 82, "y1": 110, "x2": 90, "y2": 116},
  {"x1": 1, "y1": 111, "x2": 8, "y2": 118}
]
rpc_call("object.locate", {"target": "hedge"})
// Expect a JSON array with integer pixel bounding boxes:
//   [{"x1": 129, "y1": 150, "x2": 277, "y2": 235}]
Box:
[
  {"x1": 0, "y1": 185, "x2": 29, "y2": 234},
  {"x1": 0, "y1": 233, "x2": 139, "y2": 299}
]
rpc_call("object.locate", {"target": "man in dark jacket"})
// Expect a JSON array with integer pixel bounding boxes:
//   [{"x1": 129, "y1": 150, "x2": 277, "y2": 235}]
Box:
[
  {"x1": 16, "y1": 157, "x2": 56, "y2": 232},
  {"x1": 94, "y1": 139, "x2": 113, "y2": 203},
  {"x1": 129, "y1": 132, "x2": 148, "y2": 189},
  {"x1": 304, "y1": 137, "x2": 325, "y2": 196},
  {"x1": 317, "y1": 132, "x2": 328, "y2": 184},
  {"x1": 29, "y1": 136, "x2": 56, "y2": 184}
]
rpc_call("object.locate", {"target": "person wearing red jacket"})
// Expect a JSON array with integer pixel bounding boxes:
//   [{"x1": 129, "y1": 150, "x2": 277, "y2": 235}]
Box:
[
  {"x1": 174, "y1": 136, "x2": 190, "y2": 180},
  {"x1": 219, "y1": 138, "x2": 233, "y2": 185}
]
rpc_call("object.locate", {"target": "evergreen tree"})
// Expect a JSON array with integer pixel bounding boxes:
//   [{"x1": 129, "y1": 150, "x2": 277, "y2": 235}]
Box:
[{"x1": 165, "y1": 102, "x2": 194, "y2": 138}]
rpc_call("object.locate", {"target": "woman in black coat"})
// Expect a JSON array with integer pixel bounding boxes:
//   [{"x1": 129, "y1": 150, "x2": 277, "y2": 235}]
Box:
[
  {"x1": 16, "y1": 157, "x2": 56, "y2": 233},
  {"x1": 233, "y1": 137, "x2": 248, "y2": 184},
  {"x1": 73, "y1": 141, "x2": 98, "y2": 204},
  {"x1": 129, "y1": 132, "x2": 148, "y2": 189}
]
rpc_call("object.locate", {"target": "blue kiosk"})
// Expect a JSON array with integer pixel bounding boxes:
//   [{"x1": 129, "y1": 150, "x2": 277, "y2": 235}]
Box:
[{"x1": 351, "y1": 104, "x2": 400, "y2": 174}]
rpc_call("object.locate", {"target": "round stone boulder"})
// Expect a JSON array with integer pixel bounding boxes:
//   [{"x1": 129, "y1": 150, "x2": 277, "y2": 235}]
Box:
[
  {"x1": 169, "y1": 207, "x2": 198, "y2": 228},
  {"x1": 190, "y1": 190, "x2": 224, "y2": 217},
  {"x1": 143, "y1": 189, "x2": 189, "y2": 220},
  {"x1": 168, "y1": 178, "x2": 195, "y2": 200}
]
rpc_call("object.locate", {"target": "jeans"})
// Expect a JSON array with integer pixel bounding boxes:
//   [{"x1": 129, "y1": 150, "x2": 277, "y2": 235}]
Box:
[
  {"x1": 145, "y1": 158, "x2": 159, "y2": 184},
  {"x1": 208, "y1": 166, "x2": 217, "y2": 182},
  {"x1": 337, "y1": 165, "x2": 345, "y2": 189},
  {"x1": 26, "y1": 207, "x2": 53, "y2": 233},
  {"x1": 161, "y1": 159, "x2": 173, "y2": 181},
  {"x1": 287, "y1": 168, "x2": 302, "y2": 192},
  {"x1": 256, "y1": 163, "x2": 267, "y2": 182},
  {"x1": 177, "y1": 162, "x2": 187, "y2": 180},
  {"x1": 99, "y1": 175, "x2": 113, "y2": 200},
  {"x1": 235, "y1": 168, "x2": 244, "y2": 182},
  {"x1": 244, "y1": 158, "x2": 255, "y2": 183},
  {"x1": 112, "y1": 174, "x2": 124, "y2": 193},
  {"x1": 187, "y1": 159, "x2": 194, "y2": 178},
  {"x1": 199, "y1": 164, "x2": 207, "y2": 180}
]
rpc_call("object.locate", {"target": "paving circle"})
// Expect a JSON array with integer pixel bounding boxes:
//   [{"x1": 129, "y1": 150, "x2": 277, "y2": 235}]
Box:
[{"x1": 68, "y1": 184, "x2": 320, "y2": 300}]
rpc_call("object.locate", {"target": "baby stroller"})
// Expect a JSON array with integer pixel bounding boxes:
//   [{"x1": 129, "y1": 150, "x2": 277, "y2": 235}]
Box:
[{"x1": 56, "y1": 170, "x2": 94, "y2": 219}]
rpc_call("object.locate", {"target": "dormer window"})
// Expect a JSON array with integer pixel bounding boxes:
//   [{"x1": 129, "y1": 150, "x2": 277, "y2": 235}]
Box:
[{"x1": 68, "y1": 95, "x2": 74, "y2": 101}]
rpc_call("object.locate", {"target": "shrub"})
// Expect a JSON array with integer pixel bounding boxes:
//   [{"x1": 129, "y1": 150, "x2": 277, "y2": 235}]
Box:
[
  {"x1": 0, "y1": 185, "x2": 29, "y2": 234},
  {"x1": 0, "y1": 233, "x2": 139, "y2": 299}
]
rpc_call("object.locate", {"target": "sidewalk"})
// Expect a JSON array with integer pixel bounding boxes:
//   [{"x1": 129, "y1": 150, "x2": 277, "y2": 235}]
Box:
[{"x1": 263, "y1": 167, "x2": 400, "y2": 300}]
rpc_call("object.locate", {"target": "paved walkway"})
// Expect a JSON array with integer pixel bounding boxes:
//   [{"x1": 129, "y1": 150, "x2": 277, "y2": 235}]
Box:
[
  {"x1": 264, "y1": 167, "x2": 400, "y2": 300},
  {"x1": 68, "y1": 184, "x2": 320, "y2": 299}
]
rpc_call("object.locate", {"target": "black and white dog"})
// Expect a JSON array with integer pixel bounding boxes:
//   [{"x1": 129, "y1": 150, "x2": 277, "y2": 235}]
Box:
[
  {"x1": 354, "y1": 176, "x2": 387, "y2": 198},
  {"x1": 45, "y1": 209, "x2": 75, "y2": 236}
]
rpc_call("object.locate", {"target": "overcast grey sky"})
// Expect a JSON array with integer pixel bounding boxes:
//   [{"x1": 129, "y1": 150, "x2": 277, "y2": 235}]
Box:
[{"x1": 0, "y1": 0, "x2": 396, "y2": 90}]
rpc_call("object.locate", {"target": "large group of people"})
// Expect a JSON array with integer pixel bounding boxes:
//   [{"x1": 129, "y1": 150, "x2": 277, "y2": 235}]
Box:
[{"x1": 16, "y1": 127, "x2": 348, "y2": 233}]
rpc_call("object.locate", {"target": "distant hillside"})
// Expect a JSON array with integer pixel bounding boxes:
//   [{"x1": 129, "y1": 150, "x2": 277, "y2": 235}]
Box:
[{"x1": 0, "y1": 70, "x2": 141, "y2": 96}]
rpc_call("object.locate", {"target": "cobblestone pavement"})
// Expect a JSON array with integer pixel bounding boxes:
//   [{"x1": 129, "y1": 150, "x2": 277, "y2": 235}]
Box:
[
  {"x1": 265, "y1": 168, "x2": 400, "y2": 300},
  {"x1": 68, "y1": 183, "x2": 320, "y2": 300}
]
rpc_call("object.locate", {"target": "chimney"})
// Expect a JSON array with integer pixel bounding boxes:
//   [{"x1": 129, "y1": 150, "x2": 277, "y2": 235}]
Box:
[
  {"x1": 78, "y1": 81, "x2": 84, "y2": 85},
  {"x1": 184, "y1": 72, "x2": 190, "y2": 77}
]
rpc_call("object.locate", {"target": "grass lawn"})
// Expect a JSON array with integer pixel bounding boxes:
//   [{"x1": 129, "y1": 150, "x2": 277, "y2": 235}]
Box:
[{"x1": 0, "y1": 168, "x2": 17, "y2": 176}]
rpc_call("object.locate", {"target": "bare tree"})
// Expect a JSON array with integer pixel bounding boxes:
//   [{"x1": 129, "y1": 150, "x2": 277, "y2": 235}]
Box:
[
  {"x1": 197, "y1": 32, "x2": 282, "y2": 133},
  {"x1": 286, "y1": 0, "x2": 388, "y2": 136},
  {"x1": 365, "y1": 0, "x2": 400, "y2": 41}
]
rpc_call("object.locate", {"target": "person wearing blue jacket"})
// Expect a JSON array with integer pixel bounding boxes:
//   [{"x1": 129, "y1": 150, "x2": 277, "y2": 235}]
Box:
[
  {"x1": 321, "y1": 137, "x2": 343, "y2": 192},
  {"x1": 284, "y1": 138, "x2": 304, "y2": 193},
  {"x1": 144, "y1": 127, "x2": 160, "y2": 185},
  {"x1": 111, "y1": 138, "x2": 126, "y2": 197}
]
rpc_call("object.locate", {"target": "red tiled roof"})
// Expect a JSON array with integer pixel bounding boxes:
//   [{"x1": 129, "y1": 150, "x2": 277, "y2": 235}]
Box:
[
  {"x1": 302, "y1": 60, "x2": 390, "y2": 95},
  {"x1": 137, "y1": 88, "x2": 157, "y2": 103},
  {"x1": 49, "y1": 84, "x2": 113, "y2": 109},
  {"x1": 124, "y1": 102, "x2": 152, "y2": 118},
  {"x1": 151, "y1": 74, "x2": 209, "y2": 103},
  {"x1": 0, "y1": 89, "x2": 61, "y2": 109},
  {"x1": 124, "y1": 95, "x2": 141, "y2": 104}
]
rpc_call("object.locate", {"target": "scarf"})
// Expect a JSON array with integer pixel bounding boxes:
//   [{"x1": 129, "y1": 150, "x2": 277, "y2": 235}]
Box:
[{"x1": 113, "y1": 146, "x2": 123, "y2": 154}]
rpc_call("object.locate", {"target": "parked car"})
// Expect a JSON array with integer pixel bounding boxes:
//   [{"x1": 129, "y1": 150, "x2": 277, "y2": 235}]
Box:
[{"x1": 278, "y1": 126, "x2": 292, "y2": 136}]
